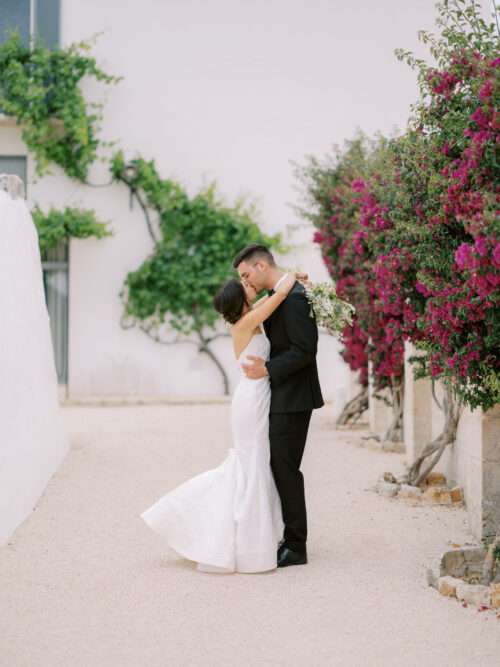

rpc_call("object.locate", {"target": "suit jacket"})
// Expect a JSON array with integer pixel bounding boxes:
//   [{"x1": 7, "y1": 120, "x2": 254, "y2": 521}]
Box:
[{"x1": 263, "y1": 281, "x2": 324, "y2": 414}]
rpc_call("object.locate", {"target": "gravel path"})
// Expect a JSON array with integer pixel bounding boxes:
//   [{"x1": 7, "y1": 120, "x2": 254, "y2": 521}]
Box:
[{"x1": 1, "y1": 404, "x2": 499, "y2": 666}]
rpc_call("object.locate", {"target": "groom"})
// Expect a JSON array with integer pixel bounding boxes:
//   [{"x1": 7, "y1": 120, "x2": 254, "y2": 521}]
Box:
[{"x1": 233, "y1": 244, "x2": 324, "y2": 567}]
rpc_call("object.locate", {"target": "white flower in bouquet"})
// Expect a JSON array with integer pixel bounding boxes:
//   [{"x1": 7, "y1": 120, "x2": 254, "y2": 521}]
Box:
[{"x1": 303, "y1": 281, "x2": 355, "y2": 339}]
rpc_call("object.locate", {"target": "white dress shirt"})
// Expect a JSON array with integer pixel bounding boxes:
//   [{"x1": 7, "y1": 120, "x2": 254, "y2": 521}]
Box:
[{"x1": 272, "y1": 272, "x2": 289, "y2": 292}]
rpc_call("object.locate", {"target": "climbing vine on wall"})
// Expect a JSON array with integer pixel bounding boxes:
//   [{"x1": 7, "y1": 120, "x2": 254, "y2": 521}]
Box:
[
  {"x1": 0, "y1": 32, "x2": 120, "y2": 180},
  {"x1": 1, "y1": 32, "x2": 284, "y2": 392},
  {"x1": 111, "y1": 152, "x2": 283, "y2": 394},
  {"x1": 32, "y1": 206, "x2": 113, "y2": 254}
]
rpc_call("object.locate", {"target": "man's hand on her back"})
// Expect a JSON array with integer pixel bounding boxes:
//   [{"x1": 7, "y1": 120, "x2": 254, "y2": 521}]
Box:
[{"x1": 241, "y1": 355, "x2": 268, "y2": 379}]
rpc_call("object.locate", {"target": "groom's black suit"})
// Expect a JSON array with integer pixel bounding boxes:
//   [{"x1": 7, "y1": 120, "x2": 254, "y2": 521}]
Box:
[{"x1": 263, "y1": 281, "x2": 324, "y2": 554}]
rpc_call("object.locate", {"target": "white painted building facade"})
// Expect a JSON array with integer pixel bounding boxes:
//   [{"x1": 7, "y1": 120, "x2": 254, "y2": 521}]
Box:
[{"x1": 1, "y1": 0, "x2": 491, "y2": 403}]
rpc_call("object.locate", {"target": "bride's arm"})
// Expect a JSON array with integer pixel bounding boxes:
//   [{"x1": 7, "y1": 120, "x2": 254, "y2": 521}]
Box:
[
  {"x1": 251, "y1": 294, "x2": 269, "y2": 309},
  {"x1": 250, "y1": 272, "x2": 308, "y2": 310},
  {"x1": 234, "y1": 273, "x2": 296, "y2": 332}
]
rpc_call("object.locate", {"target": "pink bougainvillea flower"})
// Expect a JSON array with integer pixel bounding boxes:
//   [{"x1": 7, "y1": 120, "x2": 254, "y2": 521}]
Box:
[
  {"x1": 492, "y1": 244, "x2": 500, "y2": 268},
  {"x1": 351, "y1": 179, "x2": 366, "y2": 192},
  {"x1": 478, "y1": 79, "x2": 493, "y2": 101},
  {"x1": 474, "y1": 236, "x2": 488, "y2": 256},
  {"x1": 454, "y1": 243, "x2": 480, "y2": 270},
  {"x1": 470, "y1": 107, "x2": 490, "y2": 130}
]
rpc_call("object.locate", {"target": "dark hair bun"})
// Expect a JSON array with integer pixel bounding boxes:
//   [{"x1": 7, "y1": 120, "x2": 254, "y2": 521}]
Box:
[{"x1": 213, "y1": 279, "x2": 247, "y2": 324}]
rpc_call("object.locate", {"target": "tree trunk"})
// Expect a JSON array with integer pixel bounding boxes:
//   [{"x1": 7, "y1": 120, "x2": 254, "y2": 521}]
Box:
[
  {"x1": 407, "y1": 383, "x2": 462, "y2": 487},
  {"x1": 197, "y1": 332, "x2": 230, "y2": 396},
  {"x1": 336, "y1": 386, "x2": 368, "y2": 426},
  {"x1": 383, "y1": 378, "x2": 404, "y2": 442},
  {"x1": 131, "y1": 320, "x2": 231, "y2": 396}
]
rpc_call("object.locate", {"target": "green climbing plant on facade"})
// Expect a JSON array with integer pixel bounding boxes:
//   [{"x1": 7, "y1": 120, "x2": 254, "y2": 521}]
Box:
[
  {"x1": 32, "y1": 206, "x2": 113, "y2": 254},
  {"x1": 111, "y1": 152, "x2": 283, "y2": 394},
  {"x1": 0, "y1": 32, "x2": 284, "y2": 391},
  {"x1": 0, "y1": 32, "x2": 120, "y2": 181}
]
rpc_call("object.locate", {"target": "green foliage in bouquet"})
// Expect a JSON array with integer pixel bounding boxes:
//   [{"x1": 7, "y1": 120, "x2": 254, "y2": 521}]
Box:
[{"x1": 304, "y1": 282, "x2": 355, "y2": 338}]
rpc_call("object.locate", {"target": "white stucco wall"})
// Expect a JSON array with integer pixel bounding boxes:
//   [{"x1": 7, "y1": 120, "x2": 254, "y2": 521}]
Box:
[
  {"x1": 0, "y1": 190, "x2": 69, "y2": 546},
  {"x1": 1, "y1": 0, "x2": 492, "y2": 399}
]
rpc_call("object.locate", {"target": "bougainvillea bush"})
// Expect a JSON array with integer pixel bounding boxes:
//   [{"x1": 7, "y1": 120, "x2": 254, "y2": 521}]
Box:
[
  {"x1": 390, "y1": 0, "x2": 499, "y2": 411},
  {"x1": 298, "y1": 0, "x2": 499, "y2": 417},
  {"x1": 296, "y1": 135, "x2": 408, "y2": 409},
  {"x1": 295, "y1": 136, "x2": 371, "y2": 390}
]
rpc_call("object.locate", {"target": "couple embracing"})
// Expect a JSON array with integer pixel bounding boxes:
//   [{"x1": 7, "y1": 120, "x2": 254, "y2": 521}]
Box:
[{"x1": 140, "y1": 244, "x2": 324, "y2": 573}]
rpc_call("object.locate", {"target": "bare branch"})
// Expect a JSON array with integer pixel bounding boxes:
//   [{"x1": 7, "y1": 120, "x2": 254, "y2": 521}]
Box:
[
  {"x1": 431, "y1": 378, "x2": 443, "y2": 411},
  {"x1": 407, "y1": 384, "x2": 463, "y2": 486},
  {"x1": 383, "y1": 379, "x2": 404, "y2": 442},
  {"x1": 336, "y1": 386, "x2": 369, "y2": 426},
  {"x1": 196, "y1": 330, "x2": 230, "y2": 395},
  {"x1": 112, "y1": 165, "x2": 161, "y2": 245},
  {"x1": 204, "y1": 332, "x2": 231, "y2": 344}
]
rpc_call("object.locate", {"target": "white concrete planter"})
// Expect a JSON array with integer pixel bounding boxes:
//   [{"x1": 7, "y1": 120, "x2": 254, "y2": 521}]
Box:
[{"x1": 403, "y1": 340, "x2": 500, "y2": 540}]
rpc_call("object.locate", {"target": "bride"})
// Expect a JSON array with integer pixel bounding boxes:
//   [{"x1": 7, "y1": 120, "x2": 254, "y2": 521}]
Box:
[{"x1": 139, "y1": 271, "x2": 298, "y2": 573}]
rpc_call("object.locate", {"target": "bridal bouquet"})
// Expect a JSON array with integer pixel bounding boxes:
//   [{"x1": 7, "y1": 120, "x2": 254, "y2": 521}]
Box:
[{"x1": 303, "y1": 281, "x2": 355, "y2": 339}]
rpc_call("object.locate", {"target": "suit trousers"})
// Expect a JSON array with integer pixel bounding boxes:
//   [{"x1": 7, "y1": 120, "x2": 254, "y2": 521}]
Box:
[{"x1": 269, "y1": 410, "x2": 312, "y2": 554}]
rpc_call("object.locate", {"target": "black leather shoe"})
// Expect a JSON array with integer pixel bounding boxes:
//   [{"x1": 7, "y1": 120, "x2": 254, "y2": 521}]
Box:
[{"x1": 277, "y1": 547, "x2": 307, "y2": 568}]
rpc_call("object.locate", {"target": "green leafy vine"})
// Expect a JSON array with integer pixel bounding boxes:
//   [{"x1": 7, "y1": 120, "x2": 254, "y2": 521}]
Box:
[
  {"x1": 0, "y1": 32, "x2": 120, "y2": 180},
  {"x1": 32, "y1": 206, "x2": 113, "y2": 254},
  {"x1": 0, "y1": 32, "x2": 283, "y2": 392},
  {"x1": 111, "y1": 152, "x2": 283, "y2": 393}
]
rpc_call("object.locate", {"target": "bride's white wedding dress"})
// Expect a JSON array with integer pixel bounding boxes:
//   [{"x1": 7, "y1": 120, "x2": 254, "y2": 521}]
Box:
[{"x1": 140, "y1": 327, "x2": 284, "y2": 573}]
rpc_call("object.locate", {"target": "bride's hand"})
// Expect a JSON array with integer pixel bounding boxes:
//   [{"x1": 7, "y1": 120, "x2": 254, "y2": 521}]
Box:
[
  {"x1": 276, "y1": 271, "x2": 297, "y2": 296},
  {"x1": 297, "y1": 271, "x2": 313, "y2": 289}
]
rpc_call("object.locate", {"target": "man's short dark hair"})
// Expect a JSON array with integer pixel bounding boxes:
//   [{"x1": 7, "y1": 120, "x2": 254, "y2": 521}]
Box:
[{"x1": 232, "y1": 244, "x2": 276, "y2": 269}]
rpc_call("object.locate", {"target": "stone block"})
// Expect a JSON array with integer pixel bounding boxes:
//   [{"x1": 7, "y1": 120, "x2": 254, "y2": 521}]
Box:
[
  {"x1": 441, "y1": 549, "x2": 466, "y2": 578},
  {"x1": 438, "y1": 576, "x2": 462, "y2": 597},
  {"x1": 450, "y1": 486, "x2": 463, "y2": 503},
  {"x1": 424, "y1": 471, "x2": 447, "y2": 487},
  {"x1": 422, "y1": 486, "x2": 453, "y2": 505},
  {"x1": 490, "y1": 583, "x2": 500, "y2": 608},
  {"x1": 464, "y1": 546, "x2": 487, "y2": 578},
  {"x1": 462, "y1": 546, "x2": 487, "y2": 564},
  {"x1": 376, "y1": 481, "x2": 400, "y2": 497},
  {"x1": 455, "y1": 583, "x2": 491, "y2": 607},
  {"x1": 398, "y1": 484, "x2": 423, "y2": 500},
  {"x1": 439, "y1": 545, "x2": 486, "y2": 580}
]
